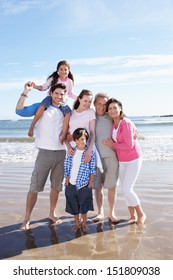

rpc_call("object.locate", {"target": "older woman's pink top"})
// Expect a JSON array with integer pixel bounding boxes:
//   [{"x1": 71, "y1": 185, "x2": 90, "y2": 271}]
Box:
[{"x1": 111, "y1": 117, "x2": 141, "y2": 162}]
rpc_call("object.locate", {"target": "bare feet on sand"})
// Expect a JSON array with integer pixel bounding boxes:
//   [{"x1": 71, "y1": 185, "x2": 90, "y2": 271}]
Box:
[
  {"x1": 129, "y1": 215, "x2": 137, "y2": 224},
  {"x1": 49, "y1": 215, "x2": 62, "y2": 225},
  {"x1": 92, "y1": 214, "x2": 104, "y2": 223},
  {"x1": 72, "y1": 224, "x2": 80, "y2": 232},
  {"x1": 81, "y1": 224, "x2": 89, "y2": 233},
  {"x1": 20, "y1": 220, "x2": 30, "y2": 231},
  {"x1": 137, "y1": 213, "x2": 146, "y2": 226},
  {"x1": 108, "y1": 216, "x2": 119, "y2": 224}
]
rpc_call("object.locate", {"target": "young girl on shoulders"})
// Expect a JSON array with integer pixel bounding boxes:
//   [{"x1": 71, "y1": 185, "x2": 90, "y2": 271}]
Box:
[
  {"x1": 28, "y1": 60, "x2": 77, "y2": 141},
  {"x1": 33, "y1": 60, "x2": 76, "y2": 100}
]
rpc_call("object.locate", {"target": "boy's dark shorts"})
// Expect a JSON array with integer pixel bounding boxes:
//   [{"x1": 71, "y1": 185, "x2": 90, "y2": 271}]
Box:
[{"x1": 65, "y1": 183, "x2": 94, "y2": 215}]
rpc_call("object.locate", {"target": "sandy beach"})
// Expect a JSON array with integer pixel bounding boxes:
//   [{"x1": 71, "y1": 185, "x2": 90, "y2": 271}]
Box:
[{"x1": 0, "y1": 161, "x2": 173, "y2": 260}]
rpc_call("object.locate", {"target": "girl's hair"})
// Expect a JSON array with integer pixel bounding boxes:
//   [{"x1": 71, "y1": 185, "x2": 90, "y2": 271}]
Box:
[
  {"x1": 73, "y1": 89, "x2": 93, "y2": 110},
  {"x1": 106, "y1": 98, "x2": 126, "y2": 118},
  {"x1": 73, "y1": 128, "x2": 89, "y2": 142},
  {"x1": 47, "y1": 60, "x2": 74, "y2": 87}
]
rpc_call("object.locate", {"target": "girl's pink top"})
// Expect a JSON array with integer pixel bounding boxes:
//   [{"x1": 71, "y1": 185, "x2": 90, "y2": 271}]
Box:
[
  {"x1": 42, "y1": 77, "x2": 77, "y2": 100},
  {"x1": 111, "y1": 117, "x2": 141, "y2": 162}
]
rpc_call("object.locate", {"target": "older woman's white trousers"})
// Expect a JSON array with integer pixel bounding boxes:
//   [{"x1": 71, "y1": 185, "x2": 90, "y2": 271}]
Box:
[{"x1": 119, "y1": 158, "x2": 142, "y2": 207}]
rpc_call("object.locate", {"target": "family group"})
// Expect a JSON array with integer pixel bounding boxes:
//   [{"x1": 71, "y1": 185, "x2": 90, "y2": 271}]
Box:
[{"x1": 15, "y1": 60, "x2": 146, "y2": 233}]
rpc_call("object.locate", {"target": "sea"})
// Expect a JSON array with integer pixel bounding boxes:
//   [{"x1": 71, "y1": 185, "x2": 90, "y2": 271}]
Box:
[{"x1": 0, "y1": 116, "x2": 173, "y2": 163}]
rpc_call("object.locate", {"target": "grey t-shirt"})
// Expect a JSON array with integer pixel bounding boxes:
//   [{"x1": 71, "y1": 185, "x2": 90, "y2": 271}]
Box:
[{"x1": 95, "y1": 114, "x2": 116, "y2": 158}]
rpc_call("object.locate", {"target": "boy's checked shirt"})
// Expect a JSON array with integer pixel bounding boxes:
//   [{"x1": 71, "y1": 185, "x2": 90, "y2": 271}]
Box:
[{"x1": 64, "y1": 146, "x2": 96, "y2": 190}]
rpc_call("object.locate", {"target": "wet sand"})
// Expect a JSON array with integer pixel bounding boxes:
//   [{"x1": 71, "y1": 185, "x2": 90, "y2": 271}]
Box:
[{"x1": 0, "y1": 161, "x2": 173, "y2": 260}]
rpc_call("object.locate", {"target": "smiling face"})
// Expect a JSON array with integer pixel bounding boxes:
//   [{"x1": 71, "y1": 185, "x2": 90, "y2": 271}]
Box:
[
  {"x1": 58, "y1": 64, "x2": 69, "y2": 80},
  {"x1": 75, "y1": 133, "x2": 87, "y2": 150},
  {"x1": 94, "y1": 96, "x2": 108, "y2": 116},
  {"x1": 78, "y1": 94, "x2": 93, "y2": 111},
  {"x1": 107, "y1": 102, "x2": 122, "y2": 119},
  {"x1": 51, "y1": 88, "x2": 65, "y2": 106}
]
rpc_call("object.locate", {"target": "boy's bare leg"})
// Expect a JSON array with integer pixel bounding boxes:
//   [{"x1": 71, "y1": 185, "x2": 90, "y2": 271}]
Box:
[
  {"x1": 28, "y1": 105, "x2": 45, "y2": 137},
  {"x1": 49, "y1": 188, "x2": 62, "y2": 224},
  {"x1": 72, "y1": 215, "x2": 80, "y2": 232},
  {"x1": 20, "y1": 191, "x2": 38, "y2": 231},
  {"x1": 59, "y1": 113, "x2": 70, "y2": 144},
  {"x1": 81, "y1": 214, "x2": 89, "y2": 232}
]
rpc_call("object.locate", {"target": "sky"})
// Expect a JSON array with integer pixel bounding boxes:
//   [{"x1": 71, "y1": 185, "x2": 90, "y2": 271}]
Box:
[{"x1": 0, "y1": 0, "x2": 173, "y2": 119}]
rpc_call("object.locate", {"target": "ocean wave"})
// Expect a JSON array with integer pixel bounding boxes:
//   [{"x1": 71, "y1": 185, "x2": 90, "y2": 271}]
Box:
[
  {"x1": 0, "y1": 137, "x2": 35, "y2": 142},
  {"x1": 136, "y1": 122, "x2": 173, "y2": 126},
  {"x1": 132, "y1": 116, "x2": 173, "y2": 126},
  {"x1": 139, "y1": 135, "x2": 173, "y2": 141},
  {"x1": 0, "y1": 140, "x2": 173, "y2": 163},
  {"x1": 0, "y1": 142, "x2": 37, "y2": 163}
]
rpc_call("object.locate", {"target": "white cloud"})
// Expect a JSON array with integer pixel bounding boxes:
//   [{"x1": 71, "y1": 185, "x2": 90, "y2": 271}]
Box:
[
  {"x1": 1, "y1": 64, "x2": 173, "y2": 92},
  {"x1": 2, "y1": 0, "x2": 172, "y2": 29},
  {"x1": 70, "y1": 55, "x2": 173, "y2": 68},
  {"x1": 0, "y1": 80, "x2": 25, "y2": 91},
  {"x1": 64, "y1": 0, "x2": 119, "y2": 31},
  {"x1": 1, "y1": 54, "x2": 173, "y2": 92},
  {"x1": 0, "y1": 77, "x2": 45, "y2": 91},
  {"x1": 4, "y1": 62, "x2": 20, "y2": 66},
  {"x1": 117, "y1": 55, "x2": 173, "y2": 68},
  {"x1": 1, "y1": 0, "x2": 61, "y2": 15},
  {"x1": 74, "y1": 67, "x2": 173, "y2": 86},
  {"x1": 64, "y1": 0, "x2": 173, "y2": 32}
]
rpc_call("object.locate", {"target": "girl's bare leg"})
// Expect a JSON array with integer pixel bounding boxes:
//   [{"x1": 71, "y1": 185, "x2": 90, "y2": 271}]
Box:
[
  {"x1": 28, "y1": 105, "x2": 45, "y2": 137},
  {"x1": 59, "y1": 113, "x2": 70, "y2": 144}
]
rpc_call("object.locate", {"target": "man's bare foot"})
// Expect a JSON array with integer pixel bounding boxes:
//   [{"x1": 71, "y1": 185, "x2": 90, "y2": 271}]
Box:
[
  {"x1": 20, "y1": 220, "x2": 30, "y2": 231},
  {"x1": 108, "y1": 216, "x2": 119, "y2": 224},
  {"x1": 92, "y1": 214, "x2": 104, "y2": 223},
  {"x1": 49, "y1": 215, "x2": 62, "y2": 225},
  {"x1": 137, "y1": 213, "x2": 146, "y2": 225},
  {"x1": 81, "y1": 224, "x2": 89, "y2": 233},
  {"x1": 28, "y1": 128, "x2": 34, "y2": 137}
]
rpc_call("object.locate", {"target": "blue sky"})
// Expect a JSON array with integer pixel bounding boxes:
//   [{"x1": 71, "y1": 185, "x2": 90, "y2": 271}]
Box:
[{"x1": 0, "y1": 0, "x2": 173, "y2": 119}]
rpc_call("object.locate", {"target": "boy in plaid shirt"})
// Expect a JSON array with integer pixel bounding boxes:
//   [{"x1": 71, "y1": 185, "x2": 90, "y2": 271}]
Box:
[{"x1": 64, "y1": 128, "x2": 96, "y2": 233}]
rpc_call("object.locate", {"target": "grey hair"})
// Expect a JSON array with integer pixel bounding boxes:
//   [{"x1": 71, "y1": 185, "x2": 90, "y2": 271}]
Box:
[{"x1": 94, "y1": 92, "x2": 109, "y2": 102}]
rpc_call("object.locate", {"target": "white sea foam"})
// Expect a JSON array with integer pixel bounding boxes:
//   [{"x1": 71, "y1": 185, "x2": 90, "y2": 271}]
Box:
[
  {"x1": 139, "y1": 136, "x2": 173, "y2": 161},
  {"x1": 0, "y1": 138, "x2": 173, "y2": 163},
  {"x1": 0, "y1": 117, "x2": 173, "y2": 162},
  {"x1": 0, "y1": 142, "x2": 37, "y2": 163}
]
